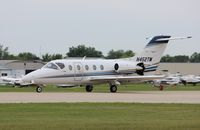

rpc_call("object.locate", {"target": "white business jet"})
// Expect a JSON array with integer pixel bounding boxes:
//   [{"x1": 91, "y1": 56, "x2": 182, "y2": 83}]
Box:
[{"x1": 21, "y1": 35, "x2": 191, "y2": 93}]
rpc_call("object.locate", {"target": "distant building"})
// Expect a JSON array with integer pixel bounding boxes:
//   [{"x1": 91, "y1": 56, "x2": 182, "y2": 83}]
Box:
[
  {"x1": 158, "y1": 63, "x2": 200, "y2": 75},
  {"x1": 0, "y1": 60, "x2": 45, "y2": 78}
]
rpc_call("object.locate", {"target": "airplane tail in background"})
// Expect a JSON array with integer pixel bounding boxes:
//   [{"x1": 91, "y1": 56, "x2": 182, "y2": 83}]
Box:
[{"x1": 130, "y1": 35, "x2": 191, "y2": 73}]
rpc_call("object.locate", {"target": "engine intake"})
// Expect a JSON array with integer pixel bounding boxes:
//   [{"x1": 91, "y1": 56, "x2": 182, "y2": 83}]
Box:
[{"x1": 114, "y1": 63, "x2": 119, "y2": 71}]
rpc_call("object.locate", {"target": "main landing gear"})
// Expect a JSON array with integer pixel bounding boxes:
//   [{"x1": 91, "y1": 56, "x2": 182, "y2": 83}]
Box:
[
  {"x1": 85, "y1": 85, "x2": 93, "y2": 92},
  {"x1": 85, "y1": 84, "x2": 118, "y2": 93},
  {"x1": 36, "y1": 86, "x2": 43, "y2": 93},
  {"x1": 110, "y1": 85, "x2": 117, "y2": 93}
]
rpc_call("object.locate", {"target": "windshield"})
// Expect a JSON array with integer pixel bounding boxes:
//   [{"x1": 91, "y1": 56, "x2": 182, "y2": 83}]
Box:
[
  {"x1": 55, "y1": 62, "x2": 65, "y2": 69},
  {"x1": 43, "y1": 62, "x2": 59, "y2": 70}
]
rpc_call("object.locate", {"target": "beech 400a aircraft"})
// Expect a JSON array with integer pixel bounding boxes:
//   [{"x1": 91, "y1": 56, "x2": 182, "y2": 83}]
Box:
[{"x1": 21, "y1": 35, "x2": 191, "y2": 93}]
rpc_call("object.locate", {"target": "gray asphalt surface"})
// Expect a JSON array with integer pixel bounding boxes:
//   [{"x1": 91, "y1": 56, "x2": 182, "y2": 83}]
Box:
[{"x1": 0, "y1": 91, "x2": 200, "y2": 103}]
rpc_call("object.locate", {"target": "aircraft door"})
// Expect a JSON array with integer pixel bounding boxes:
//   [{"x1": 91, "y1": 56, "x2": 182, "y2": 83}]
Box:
[{"x1": 73, "y1": 62, "x2": 83, "y2": 81}]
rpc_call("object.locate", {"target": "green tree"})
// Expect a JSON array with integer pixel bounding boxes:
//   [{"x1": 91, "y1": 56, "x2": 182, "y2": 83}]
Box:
[
  {"x1": 17, "y1": 52, "x2": 40, "y2": 60},
  {"x1": 173, "y1": 55, "x2": 189, "y2": 62},
  {"x1": 66, "y1": 45, "x2": 103, "y2": 57},
  {"x1": 51, "y1": 54, "x2": 63, "y2": 60},
  {"x1": 0, "y1": 44, "x2": 9, "y2": 59},
  {"x1": 42, "y1": 53, "x2": 63, "y2": 62},
  {"x1": 4, "y1": 54, "x2": 17, "y2": 60},
  {"x1": 161, "y1": 55, "x2": 174, "y2": 62},
  {"x1": 162, "y1": 55, "x2": 190, "y2": 62},
  {"x1": 190, "y1": 52, "x2": 200, "y2": 62},
  {"x1": 106, "y1": 50, "x2": 135, "y2": 59},
  {"x1": 42, "y1": 53, "x2": 52, "y2": 62},
  {"x1": 122, "y1": 50, "x2": 135, "y2": 58}
]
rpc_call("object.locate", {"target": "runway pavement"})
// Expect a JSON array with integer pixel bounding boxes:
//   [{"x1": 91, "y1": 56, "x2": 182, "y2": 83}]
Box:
[{"x1": 0, "y1": 91, "x2": 200, "y2": 103}]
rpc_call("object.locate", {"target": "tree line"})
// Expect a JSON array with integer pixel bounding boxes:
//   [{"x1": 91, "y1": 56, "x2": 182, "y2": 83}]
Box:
[
  {"x1": 160, "y1": 53, "x2": 200, "y2": 63},
  {"x1": 0, "y1": 44, "x2": 200, "y2": 62}
]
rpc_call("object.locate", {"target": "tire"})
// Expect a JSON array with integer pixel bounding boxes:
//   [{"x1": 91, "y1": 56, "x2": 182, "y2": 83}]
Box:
[
  {"x1": 86, "y1": 85, "x2": 93, "y2": 92},
  {"x1": 182, "y1": 80, "x2": 187, "y2": 86},
  {"x1": 110, "y1": 85, "x2": 117, "y2": 93},
  {"x1": 36, "y1": 86, "x2": 43, "y2": 93}
]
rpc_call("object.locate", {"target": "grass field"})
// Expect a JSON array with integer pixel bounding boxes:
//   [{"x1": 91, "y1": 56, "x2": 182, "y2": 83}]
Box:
[
  {"x1": 0, "y1": 103, "x2": 199, "y2": 130},
  {"x1": 0, "y1": 84, "x2": 200, "y2": 130},
  {"x1": 0, "y1": 83, "x2": 200, "y2": 92}
]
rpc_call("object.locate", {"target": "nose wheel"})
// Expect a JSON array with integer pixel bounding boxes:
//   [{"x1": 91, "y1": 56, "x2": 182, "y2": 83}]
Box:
[{"x1": 36, "y1": 86, "x2": 43, "y2": 93}]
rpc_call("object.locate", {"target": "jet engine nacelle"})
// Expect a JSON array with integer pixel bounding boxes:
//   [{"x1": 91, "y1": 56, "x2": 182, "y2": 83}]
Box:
[{"x1": 114, "y1": 61, "x2": 145, "y2": 75}]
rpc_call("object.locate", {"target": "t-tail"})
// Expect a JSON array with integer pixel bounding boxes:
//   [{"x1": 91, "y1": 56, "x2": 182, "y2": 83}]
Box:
[{"x1": 130, "y1": 35, "x2": 191, "y2": 74}]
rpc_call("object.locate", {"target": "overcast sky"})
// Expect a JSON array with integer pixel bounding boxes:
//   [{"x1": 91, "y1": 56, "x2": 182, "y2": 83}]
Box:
[{"x1": 0, "y1": 0, "x2": 199, "y2": 57}]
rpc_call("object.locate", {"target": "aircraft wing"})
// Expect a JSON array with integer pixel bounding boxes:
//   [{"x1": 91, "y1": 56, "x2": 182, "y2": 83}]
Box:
[{"x1": 88, "y1": 75, "x2": 165, "y2": 82}]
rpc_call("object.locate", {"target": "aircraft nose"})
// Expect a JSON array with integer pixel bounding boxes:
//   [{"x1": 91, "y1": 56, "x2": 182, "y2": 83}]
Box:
[
  {"x1": 21, "y1": 73, "x2": 34, "y2": 83},
  {"x1": 21, "y1": 69, "x2": 40, "y2": 83}
]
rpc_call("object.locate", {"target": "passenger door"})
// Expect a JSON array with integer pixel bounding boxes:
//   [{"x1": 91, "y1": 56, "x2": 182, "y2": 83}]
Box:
[{"x1": 73, "y1": 62, "x2": 83, "y2": 81}]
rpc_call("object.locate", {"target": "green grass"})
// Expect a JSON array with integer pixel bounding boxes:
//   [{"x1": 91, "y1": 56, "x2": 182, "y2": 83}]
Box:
[
  {"x1": 0, "y1": 103, "x2": 199, "y2": 130},
  {"x1": 0, "y1": 83, "x2": 200, "y2": 92}
]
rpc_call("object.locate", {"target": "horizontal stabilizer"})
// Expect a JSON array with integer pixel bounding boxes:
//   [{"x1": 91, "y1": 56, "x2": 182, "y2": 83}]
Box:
[{"x1": 155, "y1": 36, "x2": 192, "y2": 42}]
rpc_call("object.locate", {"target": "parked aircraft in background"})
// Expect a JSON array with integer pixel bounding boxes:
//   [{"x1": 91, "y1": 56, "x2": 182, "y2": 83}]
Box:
[
  {"x1": 20, "y1": 35, "x2": 191, "y2": 93},
  {"x1": 0, "y1": 76, "x2": 21, "y2": 86},
  {"x1": 0, "y1": 76, "x2": 30, "y2": 87},
  {"x1": 152, "y1": 72, "x2": 200, "y2": 90},
  {"x1": 152, "y1": 72, "x2": 182, "y2": 90},
  {"x1": 181, "y1": 75, "x2": 200, "y2": 86},
  {"x1": 153, "y1": 76, "x2": 181, "y2": 90},
  {"x1": 196, "y1": 76, "x2": 200, "y2": 80}
]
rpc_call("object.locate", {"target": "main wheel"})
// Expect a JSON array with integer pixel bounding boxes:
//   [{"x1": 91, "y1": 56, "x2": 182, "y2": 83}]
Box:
[
  {"x1": 36, "y1": 86, "x2": 43, "y2": 93},
  {"x1": 182, "y1": 80, "x2": 187, "y2": 86},
  {"x1": 110, "y1": 85, "x2": 117, "y2": 93},
  {"x1": 85, "y1": 85, "x2": 93, "y2": 92}
]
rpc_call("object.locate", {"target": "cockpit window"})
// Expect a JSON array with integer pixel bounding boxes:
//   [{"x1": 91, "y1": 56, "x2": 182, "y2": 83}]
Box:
[
  {"x1": 44, "y1": 63, "x2": 58, "y2": 70},
  {"x1": 56, "y1": 62, "x2": 65, "y2": 69}
]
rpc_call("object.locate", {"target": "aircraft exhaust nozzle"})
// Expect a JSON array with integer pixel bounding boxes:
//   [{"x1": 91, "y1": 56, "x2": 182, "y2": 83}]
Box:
[
  {"x1": 136, "y1": 63, "x2": 145, "y2": 76},
  {"x1": 135, "y1": 66, "x2": 143, "y2": 70}
]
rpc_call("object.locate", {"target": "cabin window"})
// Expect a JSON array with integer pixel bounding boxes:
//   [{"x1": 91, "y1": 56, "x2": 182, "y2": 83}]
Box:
[
  {"x1": 100, "y1": 65, "x2": 104, "y2": 70},
  {"x1": 44, "y1": 63, "x2": 58, "y2": 70},
  {"x1": 56, "y1": 62, "x2": 65, "y2": 69},
  {"x1": 77, "y1": 65, "x2": 81, "y2": 70},
  {"x1": 93, "y1": 65, "x2": 97, "y2": 70},
  {"x1": 68, "y1": 65, "x2": 73, "y2": 71},
  {"x1": 85, "y1": 65, "x2": 89, "y2": 70}
]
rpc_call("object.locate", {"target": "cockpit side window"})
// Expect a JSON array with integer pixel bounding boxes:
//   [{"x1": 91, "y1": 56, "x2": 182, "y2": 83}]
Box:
[
  {"x1": 44, "y1": 63, "x2": 58, "y2": 70},
  {"x1": 56, "y1": 62, "x2": 65, "y2": 69}
]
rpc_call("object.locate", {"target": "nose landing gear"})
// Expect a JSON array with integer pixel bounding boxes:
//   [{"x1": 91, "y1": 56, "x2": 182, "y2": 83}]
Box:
[{"x1": 36, "y1": 86, "x2": 43, "y2": 93}]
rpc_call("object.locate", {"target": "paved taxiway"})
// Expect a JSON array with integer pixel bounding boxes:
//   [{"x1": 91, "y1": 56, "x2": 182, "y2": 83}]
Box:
[{"x1": 0, "y1": 91, "x2": 200, "y2": 103}]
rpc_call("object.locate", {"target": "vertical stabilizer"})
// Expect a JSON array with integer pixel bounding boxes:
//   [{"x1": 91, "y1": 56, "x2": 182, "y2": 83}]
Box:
[{"x1": 132, "y1": 35, "x2": 171, "y2": 66}]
